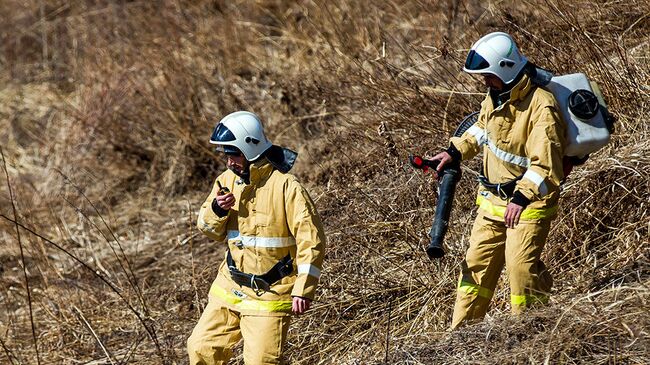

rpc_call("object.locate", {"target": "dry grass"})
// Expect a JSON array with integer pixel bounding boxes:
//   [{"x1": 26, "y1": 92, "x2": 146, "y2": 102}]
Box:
[{"x1": 0, "y1": 0, "x2": 648, "y2": 364}]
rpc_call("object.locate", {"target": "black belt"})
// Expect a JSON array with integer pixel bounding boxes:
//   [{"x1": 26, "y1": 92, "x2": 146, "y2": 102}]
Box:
[
  {"x1": 478, "y1": 174, "x2": 523, "y2": 199},
  {"x1": 226, "y1": 250, "x2": 293, "y2": 296}
]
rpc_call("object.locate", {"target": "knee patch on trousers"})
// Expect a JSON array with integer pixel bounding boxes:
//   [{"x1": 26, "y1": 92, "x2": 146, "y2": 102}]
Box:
[{"x1": 187, "y1": 336, "x2": 233, "y2": 365}]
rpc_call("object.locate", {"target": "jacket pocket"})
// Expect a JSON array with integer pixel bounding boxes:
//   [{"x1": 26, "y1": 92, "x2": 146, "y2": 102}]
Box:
[{"x1": 254, "y1": 207, "x2": 273, "y2": 227}]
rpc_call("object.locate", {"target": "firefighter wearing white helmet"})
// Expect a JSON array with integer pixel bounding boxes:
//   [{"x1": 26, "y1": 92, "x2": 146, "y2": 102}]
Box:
[
  {"x1": 188, "y1": 111, "x2": 326, "y2": 364},
  {"x1": 430, "y1": 32, "x2": 567, "y2": 328}
]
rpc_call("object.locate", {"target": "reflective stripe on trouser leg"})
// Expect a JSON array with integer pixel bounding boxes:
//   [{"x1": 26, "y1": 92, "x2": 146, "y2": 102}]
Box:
[
  {"x1": 505, "y1": 218, "x2": 553, "y2": 314},
  {"x1": 452, "y1": 213, "x2": 507, "y2": 329},
  {"x1": 187, "y1": 297, "x2": 243, "y2": 365},
  {"x1": 241, "y1": 314, "x2": 291, "y2": 365}
]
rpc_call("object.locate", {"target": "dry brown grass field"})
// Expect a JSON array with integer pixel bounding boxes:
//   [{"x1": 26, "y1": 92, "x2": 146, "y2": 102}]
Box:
[{"x1": 0, "y1": 1, "x2": 648, "y2": 364}]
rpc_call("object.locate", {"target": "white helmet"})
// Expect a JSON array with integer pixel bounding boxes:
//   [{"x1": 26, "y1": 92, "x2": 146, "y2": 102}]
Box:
[
  {"x1": 210, "y1": 111, "x2": 273, "y2": 161},
  {"x1": 463, "y1": 32, "x2": 528, "y2": 84}
]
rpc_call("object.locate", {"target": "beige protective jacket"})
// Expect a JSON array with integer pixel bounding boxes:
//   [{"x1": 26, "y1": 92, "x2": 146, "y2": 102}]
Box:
[
  {"x1": 451, "y1": 74, "x2": 567, "y2": 221},
  {"x1": 197, "y1": 158, "x2": 326, "y2": 316}
]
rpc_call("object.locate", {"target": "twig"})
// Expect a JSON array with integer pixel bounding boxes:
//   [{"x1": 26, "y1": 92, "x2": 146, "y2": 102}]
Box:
[
  {"x1": 72, "y1": 306, "x2": 115, "y2": 365},
  {"x1": 188, "y1": 200, "x2": 202, "y2": 316},
  {"x1": 385, "y1": 299, "x2": 392, "y2": 363},
  {"x1": 39, "y1": 0, "x2": 48, "y2": 70},
  {"x1": 0, "y1": 335, "x2": 18, "y2": 365},
  {"x1": 1, "y1": 147, "x2": 42, "y2": 365},
  {"x1": 116, "y1": 333, "x2": 146, "y2": 365}
]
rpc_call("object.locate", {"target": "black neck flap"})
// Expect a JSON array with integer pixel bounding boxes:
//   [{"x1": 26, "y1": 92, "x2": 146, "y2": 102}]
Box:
[{"x1": 264, "y1": 145, "x2": 298, "y2": 173}]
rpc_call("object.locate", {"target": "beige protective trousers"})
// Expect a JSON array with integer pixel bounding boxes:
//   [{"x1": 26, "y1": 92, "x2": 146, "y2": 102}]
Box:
[
  {"x1": 187, "y1": 297, "x2": 290, "y2": 365},
  {"x1": 451, "y1": 213, "x2": 553, "y2": 329}
]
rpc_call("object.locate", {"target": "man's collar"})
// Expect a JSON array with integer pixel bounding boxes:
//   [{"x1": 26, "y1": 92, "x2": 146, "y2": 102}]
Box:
[
  {"x1": 247, "y1": 158, "x2": 274, "y2": 186},
  {"x1": 509, "y1": 73, "x2": 533, "y2": 101},
  {"x1": 487, "y1": 73, "x2": 534, "y2": 109}
]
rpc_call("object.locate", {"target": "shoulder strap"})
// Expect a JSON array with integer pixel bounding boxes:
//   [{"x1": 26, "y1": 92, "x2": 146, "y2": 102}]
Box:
[{"x1": 528, "y1": 66, "x2": 554, "y2": 87}]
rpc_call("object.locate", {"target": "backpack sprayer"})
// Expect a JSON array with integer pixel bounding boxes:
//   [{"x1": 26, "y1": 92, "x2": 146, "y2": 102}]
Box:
[{"x1": 410, "y1": 112, "x2": 478, "y2": 259}]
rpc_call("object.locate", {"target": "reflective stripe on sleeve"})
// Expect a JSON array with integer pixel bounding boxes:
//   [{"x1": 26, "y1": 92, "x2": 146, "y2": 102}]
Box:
[
  {"x1": 467, "y1": 125, "x2": 487, "y2": 145},
  {"x1": 297, "y1": 264, "x2": 321, "y2": 279},
  {"x1": 476, "y1": 195, "x2": 557, "y2": 220},
  {"x1": 523, "y1": 169, "x2": 549, "y2": 196},
  {"x1": 210, "y1": 284, "x2": 292, "y2": 312},
  {"x1": 227, "y1": 230, "x2": 296, "y2": 248},
  {"x1": 511, "y1": 293, "x2": 549, "y2": 306},
  {"x1": 486, "y1": 139, "x2": 531, "y2": 167},
  {"x1": 458, "y1": 281, "x2": 493, "y2": 299}
]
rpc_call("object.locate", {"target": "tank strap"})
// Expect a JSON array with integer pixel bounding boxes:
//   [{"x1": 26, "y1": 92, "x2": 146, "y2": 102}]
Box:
[{"x1": 529, "y1": 66, "x2": 554, "y2": 87}]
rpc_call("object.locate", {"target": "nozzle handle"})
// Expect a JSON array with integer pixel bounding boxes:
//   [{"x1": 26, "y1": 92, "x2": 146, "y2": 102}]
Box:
[{"x1": 409, "y1": 155, "x2": 440, "y2": 172}]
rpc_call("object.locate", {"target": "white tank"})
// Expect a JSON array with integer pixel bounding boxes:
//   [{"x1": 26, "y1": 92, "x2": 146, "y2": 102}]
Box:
[{"x1": 544, "y1": 73, "x2": 611, "y2": 158}]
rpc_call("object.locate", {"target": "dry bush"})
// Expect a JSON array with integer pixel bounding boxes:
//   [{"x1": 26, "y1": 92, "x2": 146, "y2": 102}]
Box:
[{"x1": 0, "y1": 0, "x2": 648, "y2": 364}]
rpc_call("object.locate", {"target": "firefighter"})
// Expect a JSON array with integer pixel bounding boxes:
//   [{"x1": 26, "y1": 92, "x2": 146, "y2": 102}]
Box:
[
  {"x1": 430, "y1": 32, "x2": 566, "y2": 328},
  {"x1": 187, "y1": 111, "x2": 326, "y2": 364}
]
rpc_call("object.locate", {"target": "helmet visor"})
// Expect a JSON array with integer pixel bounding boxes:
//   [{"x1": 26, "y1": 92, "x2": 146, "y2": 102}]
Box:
[
  {"x1": 222, "y1": 145, "x2": 243, "y2": 155},
  {"x1": 464, "y1": 50, "x2": 490, "y2": 71},
  {"x1": 210, "y1": 123, "x2": 236, "y2": 143}
]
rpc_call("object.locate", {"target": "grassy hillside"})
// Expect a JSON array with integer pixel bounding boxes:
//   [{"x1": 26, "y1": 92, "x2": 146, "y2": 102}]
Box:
[{"x1": 1, "y1": 1, "x2": 648, "y2": 364}]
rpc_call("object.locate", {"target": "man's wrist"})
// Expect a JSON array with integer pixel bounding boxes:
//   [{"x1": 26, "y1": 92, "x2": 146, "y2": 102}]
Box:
[
  {"x1": 511, "y1": 191, "x2": 531, "y2": 208},
  {"x1": 211, "y1": 198, "x2": 229, "y2": 217},
  {"x1": 446, "y1": 143, "x2": 462, "y2": 163}
]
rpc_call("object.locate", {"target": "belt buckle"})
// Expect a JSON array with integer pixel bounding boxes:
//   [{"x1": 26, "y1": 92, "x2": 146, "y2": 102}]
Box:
[
  {"x1": 250, "y1": 275, "x2": 270, "y2": 296},
  {"x1": 496, "y1": 183, "x2": 509, "y2": 200}
]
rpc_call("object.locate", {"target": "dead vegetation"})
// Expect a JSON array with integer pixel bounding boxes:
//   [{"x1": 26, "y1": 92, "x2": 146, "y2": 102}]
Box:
[{"x1": 0, "y1": 0, "x2": 648, "y2": 364}]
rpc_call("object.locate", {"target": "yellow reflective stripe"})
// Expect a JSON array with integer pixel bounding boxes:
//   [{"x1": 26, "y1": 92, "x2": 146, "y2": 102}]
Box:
[
  {"x1": 209, "y1": 285, "x2": 292, "y2": 312},
  {"x1": 476, "y1": 195, "x2": 557, "y2": 220},
  {"x1": 476, "y1": 195, "x2": 506, "y2": 216},
  {"x1": 458, "y1": 281, "x2": 493, "y2": 299},
  {"x1": 511, "y1": 293, "x2": 549, "y2": 306}
]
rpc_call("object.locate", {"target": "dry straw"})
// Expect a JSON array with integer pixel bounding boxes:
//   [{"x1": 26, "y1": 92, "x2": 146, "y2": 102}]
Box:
[{"x1": 0, "y1": 1, "x2": 648, "y2": 364}]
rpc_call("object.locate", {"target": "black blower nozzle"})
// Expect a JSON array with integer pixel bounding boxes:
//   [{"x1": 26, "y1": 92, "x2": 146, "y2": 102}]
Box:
[
  {"x1": 426, "y1": 164, "x2": 461, "y2": 258},
  {"x1": 409, "y1": 155, "x2": 461, "y2": 259}
]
